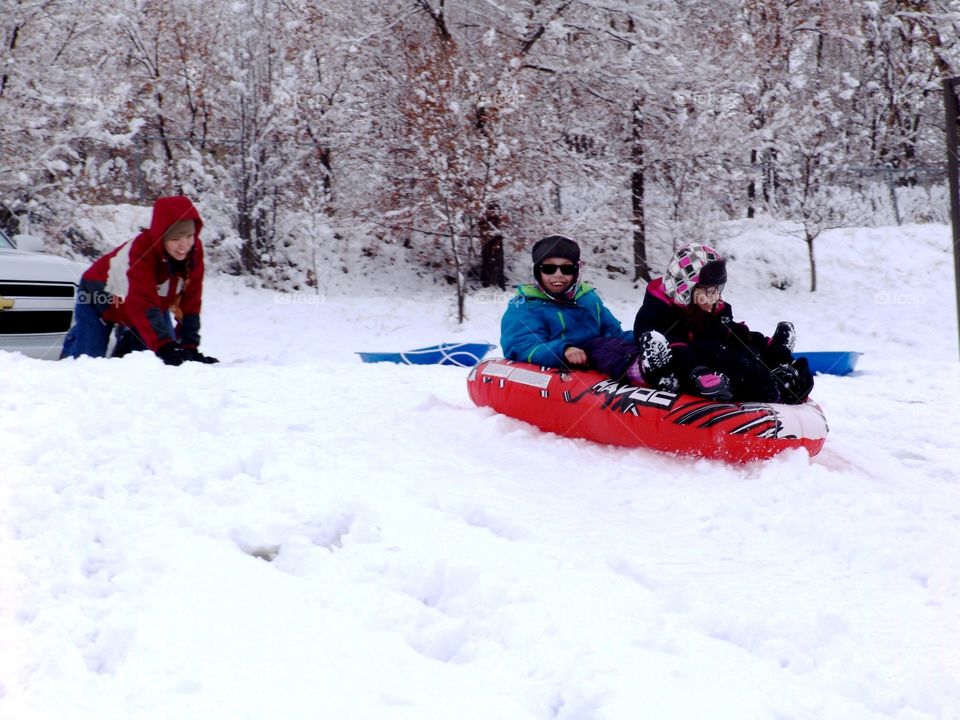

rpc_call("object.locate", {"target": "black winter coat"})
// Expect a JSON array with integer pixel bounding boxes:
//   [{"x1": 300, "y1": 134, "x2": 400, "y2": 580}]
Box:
[{"x1": 633, "y1": 278, "x2": 791, "y2": 401}]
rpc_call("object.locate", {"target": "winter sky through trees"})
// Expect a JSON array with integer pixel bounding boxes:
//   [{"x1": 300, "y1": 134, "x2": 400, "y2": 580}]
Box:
[{"x1": 1, "y1": 1, "x2": 958, "y2": 296}]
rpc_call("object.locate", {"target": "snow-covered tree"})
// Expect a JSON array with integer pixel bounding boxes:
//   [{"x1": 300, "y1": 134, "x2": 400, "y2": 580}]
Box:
[
  {"x1": 0, "y1": 2, "x2": 136, "y2": 243},
  {"x1": 3, "y1": 0, "x2": 959, "y2": 298}
]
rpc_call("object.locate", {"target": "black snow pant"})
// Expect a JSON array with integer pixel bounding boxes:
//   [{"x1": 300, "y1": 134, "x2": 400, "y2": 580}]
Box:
[{"x1": 677, "y1": 340, "x2": 781, "y2": 403}]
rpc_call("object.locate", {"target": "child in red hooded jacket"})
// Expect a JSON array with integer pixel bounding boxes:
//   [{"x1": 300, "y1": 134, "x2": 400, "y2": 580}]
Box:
[{"x1": 60, "y1": 195, "x2": 218, "y2": 365}]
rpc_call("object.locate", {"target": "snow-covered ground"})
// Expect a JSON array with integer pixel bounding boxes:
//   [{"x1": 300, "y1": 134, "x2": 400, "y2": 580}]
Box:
[{"x1": 2, "y1": 221, "x2": 959, "y2": 719}]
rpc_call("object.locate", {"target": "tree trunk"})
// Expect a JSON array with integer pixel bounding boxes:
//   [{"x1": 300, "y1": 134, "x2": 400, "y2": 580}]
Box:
[
  {"x1": 237, "y1": 190, "x2": 259, "y2": 273},
  {"x1": 763, "y1": 147, "x2": 778, "y2": 204},
  {"x1": 237, "y1": 121, "x2": 259, "y2": 273},
  {"x1": 631, "y1": 98, "x2": 650, "y2": 282},
  {"x1": 478, "y1": 203, "x2": 505, "y2": 289},
  {"x1": 806, "y1": 229, "x2": 817, "y2": 292},
  {"x1": 451, "y1": 230, "x2": 466, "y2": 323},
  {"x1": 154, "y1": 92, "x2": 183, "y2": 194},
  {"x1": 0, "y1": 23, "x2": 19, "y2": 97},
  {"x1": 318, "y1": 146, "x2": 333, "y2": 213}
]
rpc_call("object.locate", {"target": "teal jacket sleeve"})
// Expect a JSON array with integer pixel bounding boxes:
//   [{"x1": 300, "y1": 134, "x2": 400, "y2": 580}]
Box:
[
  {"x1": 500, "y1": 298, "x2": 569, "y2": 367},
  {"x1": 596, "y1": 297, "x2": 635, "y2": 343}
]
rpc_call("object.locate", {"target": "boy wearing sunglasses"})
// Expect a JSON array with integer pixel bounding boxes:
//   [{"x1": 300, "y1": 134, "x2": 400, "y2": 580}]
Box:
[{"x1": 500, "y1": 235, "x2": 639, "y2": 371}]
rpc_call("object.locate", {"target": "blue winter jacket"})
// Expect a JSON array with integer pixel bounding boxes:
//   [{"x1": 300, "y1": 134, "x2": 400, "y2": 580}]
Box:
[{"x1": 500, "y1": 283, "x2": 633, "y2": 367}]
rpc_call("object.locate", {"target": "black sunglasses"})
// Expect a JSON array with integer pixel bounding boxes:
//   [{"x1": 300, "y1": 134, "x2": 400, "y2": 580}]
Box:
[{"x1": 538, "y1": 263, "x2": 577, "y2": 276}]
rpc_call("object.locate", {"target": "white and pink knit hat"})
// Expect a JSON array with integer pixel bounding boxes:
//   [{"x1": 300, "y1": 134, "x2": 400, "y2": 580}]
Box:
[{"x1": 662, "y1": 243, "x2": 725, "y2": 305}]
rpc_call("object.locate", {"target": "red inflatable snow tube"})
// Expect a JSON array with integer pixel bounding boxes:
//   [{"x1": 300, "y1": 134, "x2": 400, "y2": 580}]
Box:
[{"x1": 467, "y1": 359, "x2": 828, "y2": 463}]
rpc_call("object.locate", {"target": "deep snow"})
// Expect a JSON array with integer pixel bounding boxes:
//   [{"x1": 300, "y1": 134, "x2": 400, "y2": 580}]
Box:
[{"x1": 1, "y1": 220, "x2": 959, "y2": 719}]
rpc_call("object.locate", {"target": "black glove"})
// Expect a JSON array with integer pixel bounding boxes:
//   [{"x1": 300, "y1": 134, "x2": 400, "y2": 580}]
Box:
[
  {"x1": 183, "y1": 347, "x2": 220, "y2": 364},
  {"x1": 689, "y1": 366, "x2": 733, "y2": 401},
  {"x1": 156, "y1": 343, "x2": 187, "y2": 366},
  {"x1": 772, "y1": 363, "x2": 799, "y2": 392},
  {"x1": 725, "y1": 321, "x2": 753, "y2": 345},
  {"x1": 773, "y1": 357, "x2": 814, "y2": 404},
  {"x1": 656, "y1": 373, "x2": 680, "y2": 393},
  {"x1": 725, "y1": 321, "x2": 771, "y2": 359}
]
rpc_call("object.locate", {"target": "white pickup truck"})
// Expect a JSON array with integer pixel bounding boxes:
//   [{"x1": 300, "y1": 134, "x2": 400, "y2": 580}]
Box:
[{"x1": 0, "y1": 228, "x2": 87, "y2": 359}]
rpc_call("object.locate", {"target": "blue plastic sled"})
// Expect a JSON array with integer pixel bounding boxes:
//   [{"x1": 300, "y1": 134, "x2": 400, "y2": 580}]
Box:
[
  {"x1": 795, "y1": 351, "x2": 862, "y2": 376},
  {"x1": 357, "y1": 342, "x2": 496, "y2": 367}
]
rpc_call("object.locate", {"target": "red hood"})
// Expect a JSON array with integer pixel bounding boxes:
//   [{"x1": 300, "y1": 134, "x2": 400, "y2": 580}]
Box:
[{"x1": 148, "y1": 196, "x2": 203, "y2": 242}]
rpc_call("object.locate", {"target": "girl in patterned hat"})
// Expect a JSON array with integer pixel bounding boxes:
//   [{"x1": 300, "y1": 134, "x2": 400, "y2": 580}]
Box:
[{"x1": 632, "y1": 243, "x2": 812, "y2": 403}]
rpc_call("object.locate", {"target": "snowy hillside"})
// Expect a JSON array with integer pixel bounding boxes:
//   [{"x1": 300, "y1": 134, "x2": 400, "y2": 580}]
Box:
[{"x1": 1, "y1": 222, "x2": 959, "y2": 719}]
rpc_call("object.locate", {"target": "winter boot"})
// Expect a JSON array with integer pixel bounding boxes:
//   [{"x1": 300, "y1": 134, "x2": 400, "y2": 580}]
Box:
[
  {"x1": 634, "y1": 330, "x2": 672, "y2": 384},
  {"x1": 689, "y1": 366, "x2": 733, "y2": 401},
  {"x1": 773, "y1": 357, "x2": 814, "y2": 404},
  {"x1": 111, "y1": 327, "x2": 147, "y2": 358}
]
